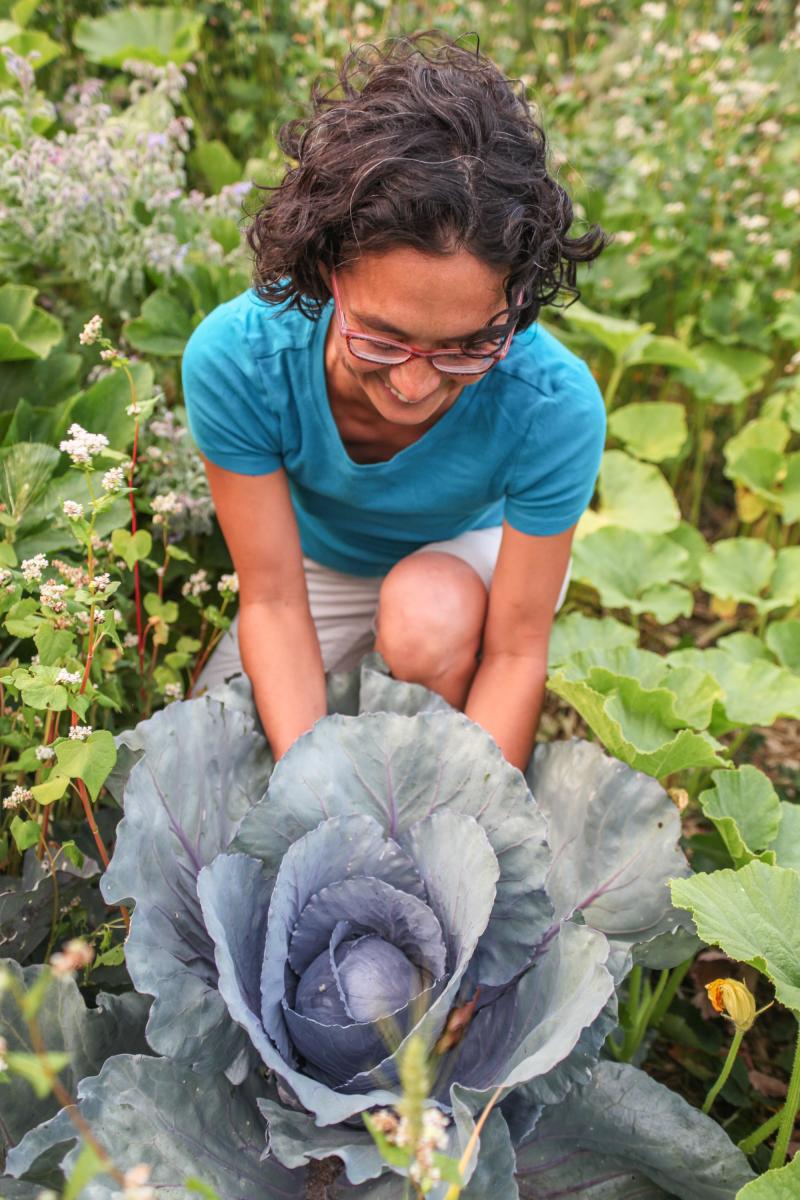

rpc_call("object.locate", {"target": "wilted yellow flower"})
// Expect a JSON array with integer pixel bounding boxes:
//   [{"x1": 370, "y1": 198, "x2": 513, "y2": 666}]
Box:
[{"x1": 706, "y1": 978, "x2": 757, "y2": 1032}]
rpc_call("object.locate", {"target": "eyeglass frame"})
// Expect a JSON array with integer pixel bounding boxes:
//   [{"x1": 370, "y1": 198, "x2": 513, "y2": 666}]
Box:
[{"x1": 330, "y1": 268, "x2": 523, "y2": 376}]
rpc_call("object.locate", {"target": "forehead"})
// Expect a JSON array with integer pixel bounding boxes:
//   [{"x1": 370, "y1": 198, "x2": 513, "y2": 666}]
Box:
[{"x1": 338, "y1": 247, "x2": 509, "y2": 341}]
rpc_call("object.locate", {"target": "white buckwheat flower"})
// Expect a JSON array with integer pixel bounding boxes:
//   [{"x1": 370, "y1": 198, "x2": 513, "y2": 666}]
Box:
[
  {"x1": 79, "y1": 314, "x2": 103, "y2": 345},
  {"x1": 708, "y1": 248, "x2": 734, "y2": 269},
  {"x1": 4, "y1": 785, "x2": 33, "y2": 810},
  {"x1": 21, "y1": 554, "x2": 48, "y2": 582},
  {"x1": 68, "y1": 724, "x2": 93, "y2": 741},
  {"x1": 181, "y1": 569, "x2": 210, "y2": 598},
  {"x1": 218, "y1": 572, "x2": 239, "y2": 595},
  {"x1": 36, "y1": 745, "x2": 55, "y2": 762},
  {"x1": 39, "y1": 580, "x2": 68, "y2": 612},
  {"x1": 102, "y1": 466, "x2": 125, "y2": 492},
  {"x1": 151, "y1": 492, "x2": 180, "y2": 524},
  {"x1": 90, "y1": 572, "x2": 111, "y2": 594},
  {"x1": 50, "y1": 938, "x2": 94, "y2": 976},
  {"x1": 56, "y1": 668, "x2": 82, "y2": 686},
  {"x1": 163, "y1": 682, "x2": 184, "y2": 701},
  {"x1": 63, "y1": 499, "x2": 84, "y2": 519},
  {"x1": 59, "y1": 423, "x2": 109, "y2": 466}
]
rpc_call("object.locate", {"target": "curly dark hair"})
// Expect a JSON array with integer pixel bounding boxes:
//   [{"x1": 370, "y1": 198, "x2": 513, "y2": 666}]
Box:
[{"x1": 246, "y1": 31, "x2": 607, "y2": 340}]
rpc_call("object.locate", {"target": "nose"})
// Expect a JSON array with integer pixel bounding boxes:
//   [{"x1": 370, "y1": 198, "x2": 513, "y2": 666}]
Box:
[{"x1": 387, "y1": 356, "x2": 441, "y2": 403}]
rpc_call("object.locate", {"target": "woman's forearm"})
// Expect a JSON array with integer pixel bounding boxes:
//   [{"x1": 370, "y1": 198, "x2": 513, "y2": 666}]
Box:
[
  {"x1": 238, "y1": 599, "x2": 327, "y2": 760},
  {"x1": 464, "y1": 651, "x2": 547, "y2": 771}
]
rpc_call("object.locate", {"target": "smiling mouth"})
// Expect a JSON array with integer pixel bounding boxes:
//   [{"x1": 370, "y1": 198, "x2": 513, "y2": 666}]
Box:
[{"x1": 380, "y1": 377, "x2": 438, "y2": 407}]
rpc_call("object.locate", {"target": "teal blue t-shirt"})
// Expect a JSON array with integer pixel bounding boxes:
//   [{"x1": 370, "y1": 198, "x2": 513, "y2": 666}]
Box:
[{"x1": 182, "y1": 289, "x2": 605, "y2": 576}]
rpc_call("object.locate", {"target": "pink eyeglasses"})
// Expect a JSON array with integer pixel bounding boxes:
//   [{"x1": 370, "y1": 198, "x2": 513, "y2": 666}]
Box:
[{"x1": 330, "y1": 269, "x2": 522, "y2": 377}]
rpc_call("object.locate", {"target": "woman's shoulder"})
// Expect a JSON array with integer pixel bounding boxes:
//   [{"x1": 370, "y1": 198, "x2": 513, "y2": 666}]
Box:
[
  {"x1": 486, "y1": 321, "x2": 605, "y2": 440},
  {"x1": 498, "y1": 322, "x2": 601, "y2": 400},
  {"x1": 185, "y1": 288, "x2": 321, "y2": 368}
]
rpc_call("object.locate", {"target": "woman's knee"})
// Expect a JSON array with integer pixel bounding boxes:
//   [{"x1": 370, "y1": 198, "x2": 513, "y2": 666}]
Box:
[{"x1": 375, "y1": 552, "x2": 488, "y2": 680}]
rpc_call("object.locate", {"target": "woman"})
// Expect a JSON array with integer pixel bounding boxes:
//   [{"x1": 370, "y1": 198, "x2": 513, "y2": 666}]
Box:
[{"x1": 182, "y1": 32, "x2": 607, "y2": 771}]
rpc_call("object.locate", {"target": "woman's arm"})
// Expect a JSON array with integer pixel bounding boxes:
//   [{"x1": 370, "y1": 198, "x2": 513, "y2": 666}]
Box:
[
  {"x1": 203, "y1": 459, "x2": 327, "y2": 759},
  {"x1": 464, "y1": 521, "x2": 574, "y2": 771}
]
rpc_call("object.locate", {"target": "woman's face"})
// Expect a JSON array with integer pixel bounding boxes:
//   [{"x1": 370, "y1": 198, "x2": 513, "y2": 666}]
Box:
[{"x1": 325, "y1": 247, "x2": 511, "y2": 427}]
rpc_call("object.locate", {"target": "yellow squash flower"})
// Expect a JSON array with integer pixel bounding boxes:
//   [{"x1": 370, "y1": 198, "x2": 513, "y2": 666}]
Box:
[{"x1": 706, "y1": 978, "x2": 760, "y2": 1033}]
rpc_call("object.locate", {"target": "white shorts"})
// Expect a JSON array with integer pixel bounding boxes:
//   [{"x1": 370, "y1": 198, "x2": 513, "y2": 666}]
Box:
[{"x1": 195, "y1": 526, "x2": 569, "y2": 690}]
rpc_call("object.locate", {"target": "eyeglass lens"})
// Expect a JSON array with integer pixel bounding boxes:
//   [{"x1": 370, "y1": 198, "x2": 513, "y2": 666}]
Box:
[{"x1": 346, "y1": 337, "x2": 497, "y2": 375}]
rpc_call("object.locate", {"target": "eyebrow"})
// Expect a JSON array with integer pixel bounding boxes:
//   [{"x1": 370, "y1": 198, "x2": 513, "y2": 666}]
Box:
[{"x1": 351, "y1": 309, "x2": 501, "y2": 344}]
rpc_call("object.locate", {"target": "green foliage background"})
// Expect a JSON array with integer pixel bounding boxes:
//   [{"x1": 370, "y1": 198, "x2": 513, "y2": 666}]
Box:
[{"x1": 0, "y1": 0, "x2": 799, "y2": 1190}]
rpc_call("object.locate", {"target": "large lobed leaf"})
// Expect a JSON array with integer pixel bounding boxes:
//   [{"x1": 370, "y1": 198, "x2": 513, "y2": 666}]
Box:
[
  {"x1": 73, "y1": 5, "x2": 204, "y2": 67},
  {"x1": 547, "y1": 669, "x2": 726, "y2": 779},
  {"x1": 571, "y1": 525, "x2": 694, "y2": 622},
  {"x1": 578, "y1": 451, "x2": 681, "y2": 536},
  {"x1": 698, "y1": 766, "x2": 782, "y2": 867},
  {"x1": 735, "y1": 1153, "x2": 800, "y2": 1199},
  {"x1": 671, "y1": 861, "x2": 800, "y2": 1014},
  {"x1": 669, "y1": 640, "x2": 800, "y2": 729}
]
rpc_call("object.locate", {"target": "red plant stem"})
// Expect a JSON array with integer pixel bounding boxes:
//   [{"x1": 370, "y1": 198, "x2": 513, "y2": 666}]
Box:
[
  {"x1": 76, "y1": 776, "x2": 110, "y2": 868},
  {"x1": 128, "y1": 417, "x2": 145, "y2": 675},
  {"x1": 38, "y1": 709, "x2": 59, "y2": 854}
]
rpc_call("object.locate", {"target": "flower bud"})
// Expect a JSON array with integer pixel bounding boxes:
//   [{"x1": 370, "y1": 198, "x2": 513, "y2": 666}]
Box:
[{"x1": 706, "y1": 978, "x2": 756, "y2": 1032}]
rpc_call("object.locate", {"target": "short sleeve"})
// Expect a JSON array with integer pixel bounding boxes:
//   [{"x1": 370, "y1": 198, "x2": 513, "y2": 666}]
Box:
[
  {"x1": 182, "y1": 299, "x2": 283, "y2": 476},
  {"x1": 504, "y1": 361, "x2": 606, "y2": 536}
]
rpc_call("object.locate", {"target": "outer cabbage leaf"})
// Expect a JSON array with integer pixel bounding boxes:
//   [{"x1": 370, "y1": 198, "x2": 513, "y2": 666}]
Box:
[
  {"x1": 0, "y1": 1179, "x2": 43, "y2": 1198},
  {"x1": 261, "y1": 1089, "x2": 519, "y2": 1198},
  {"x1": 358, "y1": 663, "x2": 454, "y2": 716},
  {"x1": 513, "y1": 1061, "x2": 754, "y2": 1199},
  {"x1": 527, "y1": 740, "x2": 690, "y2": 952},
  {"x1": 503, "y1": 988, "x2": 620, "y2": 1120},
  {"x1": 0, "y1": 851, "x2": 98, "y2": 962},
  {"x1": 0, "y1": 961, "x2": 150, "y2": 1162},
  {"x1": 449, "y1": 1097, "x2": 518, "y2": 1200},
  {"x1": 258, "y1": 1095, "x2": 385, "y2": 1185},
  {"x1": 100, "y1": 698, "x2": 272, "y2": 1078},
  {"x1": 235, "y1": 712, "x2": 553, "y2": 987},
  {"x1": 6, "y1": 1055, "x2": 305, "y2": 1198}
]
